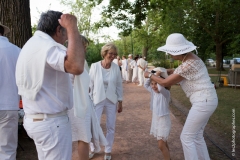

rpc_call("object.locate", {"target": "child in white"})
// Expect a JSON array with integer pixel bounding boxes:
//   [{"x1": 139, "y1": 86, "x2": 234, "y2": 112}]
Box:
[{"x1": 144, "y1": 68, "x2": 171, "y2": 160}]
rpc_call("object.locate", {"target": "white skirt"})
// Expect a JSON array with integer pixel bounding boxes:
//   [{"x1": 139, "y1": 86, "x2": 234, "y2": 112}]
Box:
[
  {"x1": 68, "y1": 106, "x2": 92, "y2": 143},
  {"x1": 150, "y1": 113, "x2": 171, "y2": 141}
]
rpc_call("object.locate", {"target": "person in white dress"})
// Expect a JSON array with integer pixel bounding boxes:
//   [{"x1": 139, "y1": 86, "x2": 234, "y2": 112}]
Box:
[
  {"x1": 121, "y1": 55, "x2": 128, "y2": 82},
  {"x1": 144, "y1": 33, "x2": 218, "y2": 160},
  {"x1": 127, "y1": 54, "x2": 133, "y2": 83},
  {"x1": 130, "y1": 56, "x2": 139, "y2": 84},
  {"x1": 137, "y1": 55, "x2": 147, "y2": 86},
  {"x1": 68, "y1": 35, "x2": 106, "y2": 160},
  {"x1": 144, "y1": 68, "x2": 171, "y2": 160}
]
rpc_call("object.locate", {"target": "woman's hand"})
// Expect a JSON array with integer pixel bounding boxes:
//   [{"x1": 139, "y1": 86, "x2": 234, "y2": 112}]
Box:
[
  {"x1": 155, "y1": 71, "x2": 161, "y2": 76},
  {"x1": 167, "y1": 69, "x2": 174, "y2": 75},
  {"x1": 144, "y1": 71, "x2": 150, "y2": 78},
  {"x1": 117, "y1": 102, "x2": 123, "y2": 113}
]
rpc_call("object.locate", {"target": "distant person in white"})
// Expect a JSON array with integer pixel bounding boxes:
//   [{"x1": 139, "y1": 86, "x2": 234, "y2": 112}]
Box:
[
  {"x1": 89, "y1": 43, "x2": 123, "y2": 160},
  {"x1": 143, "y1": 56, "x2": 148, "y2": 83},
  {"x1": 130, "y1": 56, "x2": 139, "y2": 84},
  {"x1": 15, "y1": 11, "x2": 85, "y2": 160},
  {"x1": 127, "y1": 54, "x2": 133, "y2": 83},
  {"x1": 113, "y1": 55, "x2": 122, "y2": 71},
  {"x1": 0, "y1": 22, "x2": 21, "y2": 160},
  {"x1": 137, "y1": 55, "x2": 147, "y2": 86},
  {"x1": 121, "y1": 55, "x2": 128, "y2": 82}
]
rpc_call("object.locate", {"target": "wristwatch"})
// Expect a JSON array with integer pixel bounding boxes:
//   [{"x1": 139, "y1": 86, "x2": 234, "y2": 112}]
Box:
[
  {"x1": 148, "y1": 73, "x2": 153, "y2": 78},
  {"x1": 118, "y1": 101, "x2": 122, "y2": 103}
]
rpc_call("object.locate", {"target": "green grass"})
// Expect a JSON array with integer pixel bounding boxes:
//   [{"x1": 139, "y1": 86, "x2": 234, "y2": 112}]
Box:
[
  {"x1": 170, "y1": 85, "x2": 240, "y2": 148},
  {"x1": 207, "y1": 67, "x2": 230, "y2": 74}
]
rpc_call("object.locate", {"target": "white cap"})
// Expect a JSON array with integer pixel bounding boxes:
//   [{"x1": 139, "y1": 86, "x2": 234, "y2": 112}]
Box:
[{"x1": 153, "y1": 67, "x2": 168, "y2": 78}]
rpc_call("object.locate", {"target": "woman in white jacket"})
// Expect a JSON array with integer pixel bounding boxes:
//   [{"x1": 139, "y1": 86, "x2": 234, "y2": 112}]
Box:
[{"x1": 89, "y1": 43, "x2": 123, "y2": 160}]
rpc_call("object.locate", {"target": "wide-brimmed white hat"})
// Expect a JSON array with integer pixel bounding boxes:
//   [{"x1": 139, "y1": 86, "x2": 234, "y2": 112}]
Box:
[
  {"x1": 157, "y1": 33, "x2": 196, "y2": 55},
  {"x1": 0, "y1": 22, "x2": 10, "y2": 34},
  {"x1": 153, "y1": 67, "x2": 168, "y2": 79}
]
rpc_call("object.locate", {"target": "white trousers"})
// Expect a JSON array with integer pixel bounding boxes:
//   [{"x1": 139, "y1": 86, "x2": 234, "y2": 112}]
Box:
[
  {"x1": 0, "y1": 110, "x2": 18, "y2": 160},
  {"x1": 90, "y1": 99, "x2": 117, "y2": 153},
  {"x1": 138, "y1": 69, "x2": 144, "y2": 85},
  {"x1": 122, "y1": 69, "x2": 128, "y2": 81},
  {"x1": 23, "y1": 115, "x2": 72, "y2": 160},
  {"x1": 180, "y1": 99, "x2": 218, "y2": 160}
]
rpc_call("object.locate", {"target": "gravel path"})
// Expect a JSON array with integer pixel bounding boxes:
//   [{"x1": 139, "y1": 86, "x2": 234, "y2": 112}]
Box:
[{"x1": 74, "y1": 82, "x2": 184, "y2": 160}]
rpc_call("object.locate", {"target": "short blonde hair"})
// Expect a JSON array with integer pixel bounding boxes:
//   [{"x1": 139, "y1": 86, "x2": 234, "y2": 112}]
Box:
[
  {"x1": 65, "y1": 34, "x2": 89, "y2": 47},
  {"x1": 101, "y1": 42, "x2": 117, "y2": 58}
]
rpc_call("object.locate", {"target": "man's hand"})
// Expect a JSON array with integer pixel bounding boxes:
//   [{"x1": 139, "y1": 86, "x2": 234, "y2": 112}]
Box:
[{"x1": 58, "y1": 14, "x2": 78, "y2": 31}]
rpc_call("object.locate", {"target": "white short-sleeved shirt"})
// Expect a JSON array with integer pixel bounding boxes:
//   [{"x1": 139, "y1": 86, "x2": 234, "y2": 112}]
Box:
[
  {"x1": 0, "y1": 36, "x2": 21, "y2": 110},
  {"x1": 137, "y1": 58, "x2": 146, "y2": 68},
  {"x1": 23, "y1": 47, "x2": 73, "y2": 114}
]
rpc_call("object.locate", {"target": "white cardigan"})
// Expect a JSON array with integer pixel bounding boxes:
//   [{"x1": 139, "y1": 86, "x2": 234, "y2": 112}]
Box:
[{"x1": 89, "y1": 61, "x2": 123, "y2": 105}]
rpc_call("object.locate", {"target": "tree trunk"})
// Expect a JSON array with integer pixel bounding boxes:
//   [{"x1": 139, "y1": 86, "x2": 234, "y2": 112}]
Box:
[
  {"x1": 0, "y1": 0, "x2": 32, "y2": 48},
  {"x1": 215, "y1": 42, "x2": 224, "y2": 71},
  {"x1": 142, "y1": 46, "x2": 148, "y2": 59}
]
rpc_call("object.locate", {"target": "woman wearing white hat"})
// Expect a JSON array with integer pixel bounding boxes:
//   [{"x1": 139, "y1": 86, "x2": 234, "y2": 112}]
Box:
[{"x1": 144, "y1": 33, "x2": 218, "y2": 160}]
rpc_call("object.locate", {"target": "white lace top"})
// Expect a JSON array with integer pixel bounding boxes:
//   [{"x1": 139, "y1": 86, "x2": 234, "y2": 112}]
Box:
[{"x1": 174, "y1": 59, "x2": 218, "y2": 103}]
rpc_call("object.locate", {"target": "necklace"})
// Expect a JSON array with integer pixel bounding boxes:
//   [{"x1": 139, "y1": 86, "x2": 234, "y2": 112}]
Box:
[{"x1": 182, "y1": 53, "x2": 188, "y2": 62}]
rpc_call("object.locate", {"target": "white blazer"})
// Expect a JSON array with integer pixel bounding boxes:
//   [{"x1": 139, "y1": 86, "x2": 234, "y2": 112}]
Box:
[{"x1": 89, "y1": 61, "x2": 123, "y2": 105}]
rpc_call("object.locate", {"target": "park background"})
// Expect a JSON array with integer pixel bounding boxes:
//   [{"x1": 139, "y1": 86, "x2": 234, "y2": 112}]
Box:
[{"x1": 0, "y1": 0, "x2": 239, "y2": 159}]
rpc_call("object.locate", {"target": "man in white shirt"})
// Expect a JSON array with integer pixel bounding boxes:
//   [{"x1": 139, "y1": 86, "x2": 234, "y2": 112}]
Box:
[
  {"x1": 127, "y1": 54, "x2": 133, "y2": 83},
  {"x1": 15, "y1": 11, "x2": 85, "y2": 160},
  {"x1": 0, "y1": 23, "x2": 21, "y2": 160},
  {"x1": 137, "y1": 55, "x2": 147, "y2": 86}
]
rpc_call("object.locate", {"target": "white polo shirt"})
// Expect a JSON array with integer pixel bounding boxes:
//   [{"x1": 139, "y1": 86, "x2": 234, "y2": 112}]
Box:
[
  {"x1": 0, "y1": 36, "x2": 21, "y2": 110},
  {"x1": 22, "y1": 47, "x2": 73, "y2": 114},
  {"x1": 137, "y1": 58, "x2": 146, "y2": 68}
]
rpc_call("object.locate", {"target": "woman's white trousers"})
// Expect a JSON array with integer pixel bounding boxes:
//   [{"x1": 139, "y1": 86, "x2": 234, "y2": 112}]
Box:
[
  {"x1": 90, "y1": 99, "x2": 117, "y2": 153},
  {"x1": 180, "y1": 99, "x2": 218, "y2": 160}
]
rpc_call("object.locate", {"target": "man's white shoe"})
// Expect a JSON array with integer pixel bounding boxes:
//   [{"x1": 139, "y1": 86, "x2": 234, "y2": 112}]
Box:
[{"x1": 137, "y1": 84, "x2": 142, "y2": 86}]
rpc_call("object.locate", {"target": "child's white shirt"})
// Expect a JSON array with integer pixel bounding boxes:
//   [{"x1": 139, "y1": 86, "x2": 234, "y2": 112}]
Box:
[{"x1": 144, "y1": 78, "x2": 170, "y2": 117}]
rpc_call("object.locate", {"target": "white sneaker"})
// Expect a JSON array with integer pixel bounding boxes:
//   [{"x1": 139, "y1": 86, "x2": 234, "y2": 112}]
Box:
[
  {"x1": 89, "y1": 152, "x2": 95, "y2": 159},
  {"x1": 104, "y1": 155, "x2": 112, "y2": 160},
  {"x1": 137, "y1": 84, "x2": 142, "y2": 86}
]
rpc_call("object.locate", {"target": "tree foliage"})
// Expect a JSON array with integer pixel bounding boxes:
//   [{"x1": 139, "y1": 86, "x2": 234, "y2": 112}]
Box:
[
  {"x1": 60, "y1": 0, "x2": 97, "y2": 37},
  {"x1": 101, "y1": 0, "x2": 240, "y2": 70}
]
